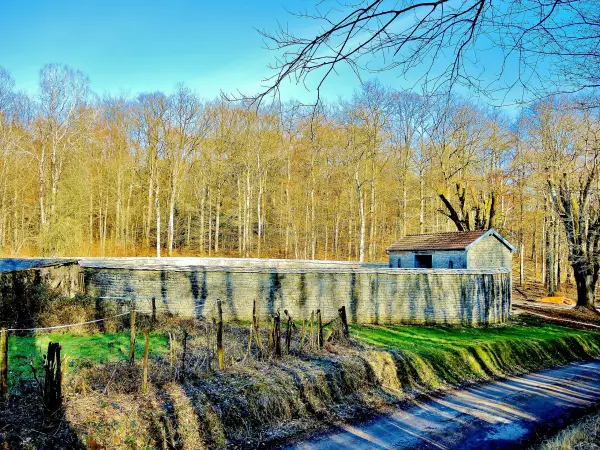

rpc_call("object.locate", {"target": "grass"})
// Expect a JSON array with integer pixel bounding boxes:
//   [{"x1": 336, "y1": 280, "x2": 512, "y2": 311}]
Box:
[
  {"x1": 8, "y1": 318, "x2": 597, "y2": 391},
  {"x1": 8, "y1": 332, "x2": 168, "y2": 387},
  {"x1": 350, "y1": 318, "x2": 600, "y2": 389},
  {"x1": 5, "y1": 319, "x2": 600, "y2": 449},
  {"x1": 538, "y1": 409, "x2": 600, "y2": 449},
  {"x1": 352, "y1": 320, "x2": 595, "y2": 350}
]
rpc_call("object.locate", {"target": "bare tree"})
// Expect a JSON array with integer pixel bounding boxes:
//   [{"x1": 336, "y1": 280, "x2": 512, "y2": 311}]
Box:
[
  {"x1": 36, "y1": 64, "x2": 88, "y2": 253},
  {"x1": 438, "y1": 183, "x2": 496, "y2": 231},
  {"x1": 253, "y1": 0, "x2": 600, "y2": 105},
  {"x1": 389, "y1": 91, "x2": 424, "y2": 237},
  {"x1": 547, "y1": 107, "x2": 600, "y2": 309},
  {"x1": 135, "y1": 93, "x2": 168, "y2": 255},
  {"x1": 164, "y1": 85, "x2": 205, "y2": 256}
]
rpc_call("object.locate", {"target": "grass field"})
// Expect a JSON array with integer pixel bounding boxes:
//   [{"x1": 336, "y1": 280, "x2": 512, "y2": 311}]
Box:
[
  {"x1": 352, "y1": 320, "x2": 594, "y2": 350},
  {"x1": 8, "y1": 318, "x2": 598, "y2": 388},
  {"x1": 8, "y1": 332, "x2": 169, "y2": 387},
  {"x1": 350, "y1": 319, "x2": 600, "y2": 387}
]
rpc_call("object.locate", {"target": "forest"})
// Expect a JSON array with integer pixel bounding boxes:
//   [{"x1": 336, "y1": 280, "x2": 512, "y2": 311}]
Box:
[{"x1": 0, "y1": 64, "x2": 598, "y2": 297}]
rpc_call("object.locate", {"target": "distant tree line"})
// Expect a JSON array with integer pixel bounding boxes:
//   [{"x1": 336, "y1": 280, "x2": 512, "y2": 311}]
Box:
[{"x1": 0, "y1": 65, "x2": 599, "y2": 305}]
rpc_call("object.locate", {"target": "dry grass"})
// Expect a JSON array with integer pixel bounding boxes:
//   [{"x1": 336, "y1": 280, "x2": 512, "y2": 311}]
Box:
[
  {"x1": 4, "y1": 317, "x2": 600, "y2": 449},
  {"x1": 163, "y1": 383, "x2": 207, "y2": 450},
  {"x1": 539, "y1": 409, "x2": 600, "y2": 450}
]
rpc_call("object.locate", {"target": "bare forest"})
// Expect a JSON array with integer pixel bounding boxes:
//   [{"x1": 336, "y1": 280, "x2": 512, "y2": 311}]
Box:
[{"x1": 0, "y1": 65, "x2": 598, "y2": 297}]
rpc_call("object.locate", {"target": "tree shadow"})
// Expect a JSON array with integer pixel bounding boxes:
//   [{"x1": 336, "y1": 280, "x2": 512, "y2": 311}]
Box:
[{"x1": 0, "y1": 334, "x2": 85, "y2": 449}]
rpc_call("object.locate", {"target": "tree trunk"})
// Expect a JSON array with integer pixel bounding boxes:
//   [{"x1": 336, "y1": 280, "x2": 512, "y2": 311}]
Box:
[
  {"x1": 186, "y1": 212, "x2": 191, "y2": 249},
  {"x1": 89, "y1": 190, "x2": 94, "y2": 249},
  {"x1": 402, "y1": 177, "x2": 407, "y2": 237},
  {"x1": 546, "y1": 216, "x2": 555, "y2": 296},
  {"x1": 145, "y1": 164, "x2": 155, "y2": 249},
  {"x1": 208, "y1": 189, "x2": 212, "y2": 256},
  {"x1": 519, "y1": 242, "x2": 524, "y2": 287},
  {"x1": 11, "y1": 187, "x2": 18, "y2": 256},
  {"x1": 237, "y1": 177, "x2": 243, "y2": 256},
  {"x1": 167, "y1": 174, "x2": 176, "y2": 257},
  {"x1": 39, "y1": 144, "x2": 47, "y2": 228},
  {"x1": 419, "y1": 170, "x2": 425, "y2": 234},
  {"x1": 155, "y1": 184, "x2": 161, "y2": 258},
  {"x1": 285, "y1": 156, "x2": 291, "y2": 258},
  {"x1": 215, "y1": 184, "x2": 221, "y2": 254},
  {"x1": 200, "y1": 184, "x2": 205, "y2": 254},
  {"x1": 574, "y1": 267, "x2": 596, "y2": 309},
  {"x1": 357, "y1": 182, "x2": 366, "y2": 263}
]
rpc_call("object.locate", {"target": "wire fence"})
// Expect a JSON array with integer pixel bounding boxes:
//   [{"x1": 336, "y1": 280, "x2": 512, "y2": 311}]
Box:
[
  {"x1": 0, "y1": 300, "x2": 351, "y2": 406},
  {"x1": 4, "y1": 311, "x2": 133, "y2": 333}
]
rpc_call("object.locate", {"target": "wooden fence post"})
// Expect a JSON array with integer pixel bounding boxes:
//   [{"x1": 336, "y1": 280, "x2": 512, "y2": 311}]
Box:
[
  {"x1": 179, "y1": 330, "x2": 188, "y2": 381},
  {"x1": 284, "y1": 310, "x2": 293, "y2": 354},
  {"x1": 168, "y1": 332, "x2": 175, "y2": 380},
  {"x1": 247, "y1": 300, "x2": 257, "y2": 359},
  {"x1": 129, "y1": 308, "x2": 136, "y2": 364},
  {"x1": 309, "y1": 310, "x2": 315, "y2": 350},
  {"x1": 151, "y1": 297, "x2": 157, "y2": 325},
  {"x1": 317, "y1": 309, "x2": 323, "y2": 349},
  {"x1": 274, "y1": 311, "x2": 282, "y2": 357},
  {"x1": 216, "y1": 300, "x2": 224, "y2": 370},
  {"x1": 339, "y1": 306, "x2": 349, "y2": 339},
  {"x1": 299, "y1": 320, "x2": 307, "y2": 353},
  {"x1": 0, "y1": 329, "x2": 7, "y2": 400},
  {"x1": 252, "y1": 300, "x2": 263, "y2": 351},
  {"x1": 43, "y1": 342, "x2": 62, "y2": 411},
  {"x1": 247, "y1": 319, "x2": 254, "y2": 360},
  {"x1": 142, "y1": 329, "x2": 149, "y2": 394}
]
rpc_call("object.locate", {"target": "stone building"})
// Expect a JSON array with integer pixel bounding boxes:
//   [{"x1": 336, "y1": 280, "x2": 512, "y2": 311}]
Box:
[{"x1": 387, "y1": 229, "x2": 515, "y2": 270}]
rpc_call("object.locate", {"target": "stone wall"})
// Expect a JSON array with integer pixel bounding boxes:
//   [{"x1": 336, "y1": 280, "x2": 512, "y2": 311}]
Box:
[
  {"x1": 82, "y1": 260, "x2": 511, "y2": 326},
  {"x1": 0, "y1": 261, "x2": 83, "y2": 329}
]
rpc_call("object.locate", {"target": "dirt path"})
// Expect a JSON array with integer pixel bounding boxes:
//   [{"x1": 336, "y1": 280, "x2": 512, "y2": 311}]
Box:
[{"x1": 283, "y1": 360, "x2": 600, "y2": 450}]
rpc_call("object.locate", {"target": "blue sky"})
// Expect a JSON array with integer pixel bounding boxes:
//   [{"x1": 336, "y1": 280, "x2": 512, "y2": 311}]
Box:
[
  {"x1": 0, "y1": 0, "x2": 533, "y2": 112},
  {"x1": 1, "y1": 0, "x2": 351, "y2": 102}
]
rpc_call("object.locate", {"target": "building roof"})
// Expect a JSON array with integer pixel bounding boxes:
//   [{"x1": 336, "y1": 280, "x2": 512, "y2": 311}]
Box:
[{"x1": 386, "y1": 229, "x2": 516, "y2": 252}]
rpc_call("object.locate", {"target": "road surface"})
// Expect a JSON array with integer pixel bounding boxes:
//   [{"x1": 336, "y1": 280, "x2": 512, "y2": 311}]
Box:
[{"x1": 284, "y1": 360, "x2": 600, "y2": 450}]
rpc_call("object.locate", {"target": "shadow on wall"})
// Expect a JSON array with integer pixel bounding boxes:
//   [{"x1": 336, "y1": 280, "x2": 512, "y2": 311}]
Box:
[{"x1": 82, "y1": 267, "x2": 511, "y2": 326}]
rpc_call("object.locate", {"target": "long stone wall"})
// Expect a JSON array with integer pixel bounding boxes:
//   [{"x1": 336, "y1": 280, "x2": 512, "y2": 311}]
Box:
[{"x1": 82, "y1": 259, "x2": 511, "y2": 326}]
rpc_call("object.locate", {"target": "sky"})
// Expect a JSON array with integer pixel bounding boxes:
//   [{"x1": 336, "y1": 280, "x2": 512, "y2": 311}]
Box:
[
  {"x1": 0, "y1": 0, "x2": 351, "y2": 102},
  {"x1": 0, "y1": 0, "x2": 533, "y2": 113}
]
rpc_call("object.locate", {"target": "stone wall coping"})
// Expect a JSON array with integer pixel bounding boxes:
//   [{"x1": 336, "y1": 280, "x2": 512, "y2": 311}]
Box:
[
  {"x1": 77, "y1": 256, "x2": 364, "y2": 266},
  {"x1": 0, "y1": 258, "x2": 80, "y2": 273},
  {"x1": 80, "y1": 261, "x2": 509, "y2": 275}
]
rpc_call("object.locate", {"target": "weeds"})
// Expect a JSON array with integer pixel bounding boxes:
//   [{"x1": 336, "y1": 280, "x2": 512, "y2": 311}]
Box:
[
  {"x1": 538, "y1": 409, "x2": 600, "y2": 449},
  {"x1": 3, "y1": 317, "x2": 600, "y2": 449}
]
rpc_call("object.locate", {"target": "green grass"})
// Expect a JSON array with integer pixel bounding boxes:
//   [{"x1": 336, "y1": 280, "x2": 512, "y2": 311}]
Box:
[
  {"x1": 4, "y1": 320, "x2": 600, "y2": 449},
  {"x1": 8, "y1": 332, "x2": 168, "y2": 387},
  {"x1": 7, "y1": 319, "x2": 600, "y2": 394},
  {"x1": 352, "y1": 320, "x2": 594, "y2": 350},
  {"x1": 349, "y1": 319, "x2": 600, "y2": 389}
]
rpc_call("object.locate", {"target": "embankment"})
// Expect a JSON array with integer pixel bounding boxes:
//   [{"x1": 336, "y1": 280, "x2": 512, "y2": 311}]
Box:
[{"x1": 60, "y1": 322, "x2": 600, "y2": 449}]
